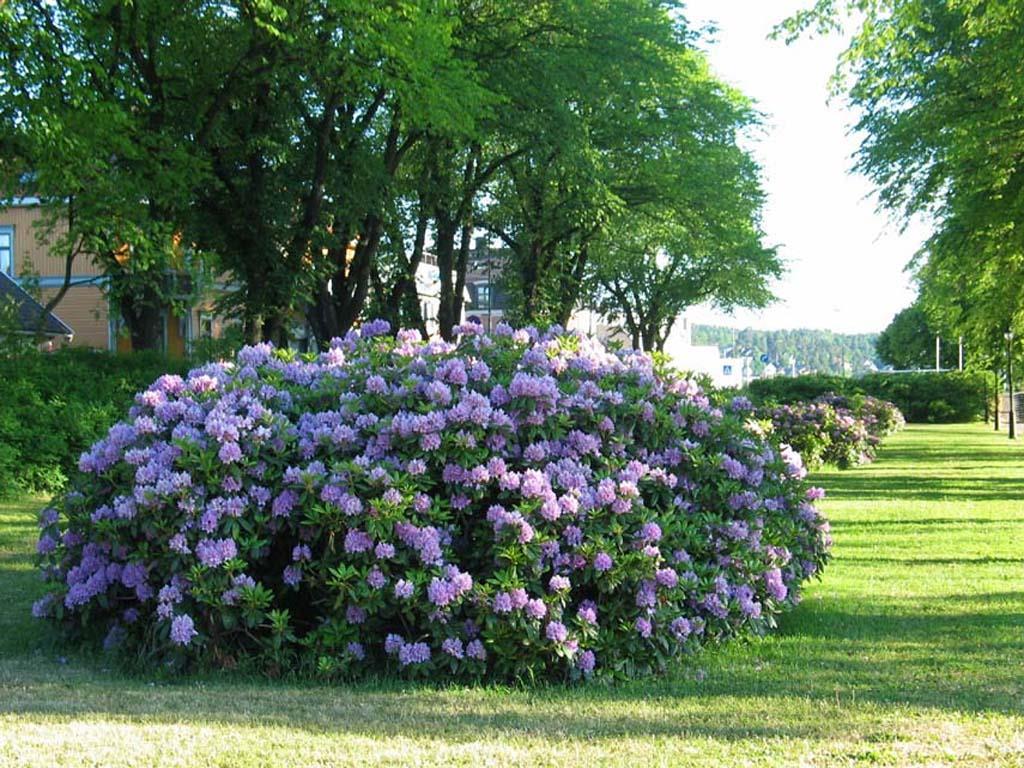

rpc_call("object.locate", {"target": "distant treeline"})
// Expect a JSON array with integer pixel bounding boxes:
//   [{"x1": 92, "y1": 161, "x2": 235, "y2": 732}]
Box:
[{"x1": 692, "y1": 325, "x2": 882, "y2": 376}]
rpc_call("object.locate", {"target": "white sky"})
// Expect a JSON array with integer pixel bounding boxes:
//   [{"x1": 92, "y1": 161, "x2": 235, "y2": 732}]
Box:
[{"x1": 682, "y1": 0, "x2": 925, "y2": 334}]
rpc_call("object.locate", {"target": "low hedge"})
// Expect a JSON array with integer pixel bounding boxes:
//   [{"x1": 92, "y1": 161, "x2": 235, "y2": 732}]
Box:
[
  {"x1": 0, "y1": 348, "x2": 189, "y2": 497},
  {"x1": 746, "y1": 371, "x2": 992, "y2": 423},
  {"x1": 33, "y1": 323, "x2": 831, "y2": 681}
]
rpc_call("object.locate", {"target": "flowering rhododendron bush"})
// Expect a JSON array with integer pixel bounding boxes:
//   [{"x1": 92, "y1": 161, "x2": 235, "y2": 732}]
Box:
[
  {"x1": 34, "y1": 322, "x2": 830, "y2": 681},
  {"x1": 759, "y1": 393, "x2": 904, "y2": 470}
]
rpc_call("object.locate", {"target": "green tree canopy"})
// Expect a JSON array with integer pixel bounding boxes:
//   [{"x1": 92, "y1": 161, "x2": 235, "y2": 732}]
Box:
[
  {"x1": 780, "y1": 0, "x2": 1024, "y2": 372},
  {"x1": 875, "y1": 302, "x2": 959, "y2": 370}
]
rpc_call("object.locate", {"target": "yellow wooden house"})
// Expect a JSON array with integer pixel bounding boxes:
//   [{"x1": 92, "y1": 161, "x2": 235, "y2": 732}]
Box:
[{"x1": 0, "y1": 199, "x2": 228, "y2": 356}]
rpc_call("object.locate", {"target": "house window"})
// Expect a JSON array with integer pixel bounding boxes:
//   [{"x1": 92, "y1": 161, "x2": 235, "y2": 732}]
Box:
[
  {"x1": 722, "y1": 364, "x2": 733, "y2": 376},
  {"x1": 0, "y1": 226, "x2": 13, "y2": 275},
  {"x1": 198, "y1": 312, "x2": 214, "y2": 339},
  {"x1": 476, "y1": 283, "x2": 491, "y2": 308}
]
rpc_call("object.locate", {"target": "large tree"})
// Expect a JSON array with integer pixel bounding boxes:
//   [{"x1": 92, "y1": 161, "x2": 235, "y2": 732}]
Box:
[
  {"x1": 2, "y1": 0, "x2": 781, "y2": 350},
  {"x1": 0, "y1": 1, "x2": 221, "y2": 349},
  {"x1": 586, "y1": 46, "x2": 779, "y2": 351}
]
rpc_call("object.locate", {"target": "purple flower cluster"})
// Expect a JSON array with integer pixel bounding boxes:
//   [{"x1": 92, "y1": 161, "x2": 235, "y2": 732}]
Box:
[
  {"x1": 34, "y1": 321, "x2": 830, "y2": 681},
  {"x1": 195, "y1": 538, "x2": 237, "y2": 568}
]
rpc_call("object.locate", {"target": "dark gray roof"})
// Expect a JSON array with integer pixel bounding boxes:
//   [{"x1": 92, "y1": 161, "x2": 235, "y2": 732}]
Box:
[{"x1": 0, "y1": 272, "x2": 74, "y2": 337}]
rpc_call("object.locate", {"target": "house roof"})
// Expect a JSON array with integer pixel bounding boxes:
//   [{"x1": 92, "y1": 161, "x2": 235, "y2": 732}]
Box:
[{"x1": 0, "y1": 272, "x2": 74, "y2": 337}]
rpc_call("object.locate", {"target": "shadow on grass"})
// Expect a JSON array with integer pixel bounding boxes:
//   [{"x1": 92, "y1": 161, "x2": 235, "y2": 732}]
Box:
[
  {"x1": 2, "y1": 594, "x2": 1020, "y2": 745},
  {"x1": 823, "y1": 475, "x2": 1024, "y2": 501}
]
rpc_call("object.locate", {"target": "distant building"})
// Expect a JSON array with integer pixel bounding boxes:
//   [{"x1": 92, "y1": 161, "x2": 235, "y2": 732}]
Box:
[
  {"x1": 661, "y1": 316, "x2": 753, "y2": 388},
  {"x1": 464, "y1": 238, "x2": 511, "y2": 332}
]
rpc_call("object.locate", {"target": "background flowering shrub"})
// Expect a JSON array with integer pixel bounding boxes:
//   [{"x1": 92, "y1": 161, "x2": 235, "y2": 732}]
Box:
[
  {"x1": 34, "y1": 322, "x2": 830, "y2": 681},
  {"x1": 760, "y1": 393, "x2": 904, "y2": 470}
]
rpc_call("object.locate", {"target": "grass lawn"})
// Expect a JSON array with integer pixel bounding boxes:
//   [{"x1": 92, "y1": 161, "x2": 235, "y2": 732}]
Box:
[{"x1": 1, "y1": 423, "x2": 1022, "y2": 766}]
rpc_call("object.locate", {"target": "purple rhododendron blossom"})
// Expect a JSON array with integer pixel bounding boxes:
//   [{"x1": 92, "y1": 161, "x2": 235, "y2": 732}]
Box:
[
  {"x1": 398, "y1": 642, "x2": 431, "y2": 666},
  {"x1": 34, "y1": 323, "x2": 830, "y2": 683},
  {"x1": 170, "y1": 614, "x2": 198, "y2": 646},
  {"x1": 394, "y1": 579, "x2": 415, "y2": 599},
  {"x1": 524, "y1": 599, "x2": 547, "y2": 620},
  {"x1": 196, "y1": 538, "x2": 237, "y2": 568},
  {"x1": 545, "y1": 621, "x2": 568, "y2": 643}
]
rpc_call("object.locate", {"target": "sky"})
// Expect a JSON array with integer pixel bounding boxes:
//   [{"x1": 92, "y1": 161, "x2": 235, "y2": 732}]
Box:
[{"x1": 681, "y1": 0, "x2": 925, "y2": 335}]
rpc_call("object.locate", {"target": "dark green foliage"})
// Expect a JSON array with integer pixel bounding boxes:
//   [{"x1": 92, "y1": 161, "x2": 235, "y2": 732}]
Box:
[
  {"x1": 746, "y1": 371, "x2": 992, "y2": 424},
  {"x1": 746, "y1": 375, "x2": 850, "y2": 405},
  {"x1": 691, "y1": 326, "x2": 880, "y2": 376},
  {"x1": 0, "y1": 349, "x2": 187, "y2": 497},
  {"x1": 860, "y1": 372, "x2": 991, "y2": 425}
]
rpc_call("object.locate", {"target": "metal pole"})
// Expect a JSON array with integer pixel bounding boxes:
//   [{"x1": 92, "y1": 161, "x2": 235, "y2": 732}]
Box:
[
  {"x1": 1008, "y1": 332, "x2": 1016, "y2": 440},
  {"x1": 958, "y1": 336, "x2": 963, "y2": 371},
  {"x1": 935, "y1": 335, "x2": 941, "y2": 371}
]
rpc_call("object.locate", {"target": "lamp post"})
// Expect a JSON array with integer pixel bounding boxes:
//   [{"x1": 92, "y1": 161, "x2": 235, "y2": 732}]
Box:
[{"x1": 1006, "y1": 330, "x2": 1016, "y2": 440}]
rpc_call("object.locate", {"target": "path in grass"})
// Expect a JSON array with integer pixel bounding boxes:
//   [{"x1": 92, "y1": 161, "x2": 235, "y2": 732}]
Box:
[{"x1": 1, "y1": 423, "x2": 1021, "y2": 766}]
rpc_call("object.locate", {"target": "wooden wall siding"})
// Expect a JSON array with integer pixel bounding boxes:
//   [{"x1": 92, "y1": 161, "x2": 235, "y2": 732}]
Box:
[
  {"x1": 38, "y1": 284, "x2": 109, "y2": 349},
  {"x1": 166, "y1": 308, "x2": 187, "y2": 358},
  {"x1": 0, "y1": 205, "x2": 103, "y2": 277}
]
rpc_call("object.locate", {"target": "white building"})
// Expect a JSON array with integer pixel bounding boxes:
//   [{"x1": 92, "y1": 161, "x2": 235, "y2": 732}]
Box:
[{"x1": 662, "y1": 316, "x2": 752, "y2": 388}]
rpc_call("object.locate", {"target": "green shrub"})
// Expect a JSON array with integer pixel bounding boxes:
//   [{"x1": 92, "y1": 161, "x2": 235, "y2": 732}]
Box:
[
  {"x1": 0, "y1": 348, "x2": 188, "y2": 497},
  {"x1": 746, "y1": 371, "x2": 991, "y2": 423}
]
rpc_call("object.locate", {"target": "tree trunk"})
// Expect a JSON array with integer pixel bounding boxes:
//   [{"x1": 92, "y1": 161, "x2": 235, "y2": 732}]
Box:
[
  {"x1": 306, "y1": 281, "x2": 338, "y2": 348},
  {"x1": 392, "y1": 206, "x2": 429, "y2": 335},
  {"x1": 994, "y1": 368, "x2": 1001, "y2": 431},
  {"x1": 263, "y1": 313, "x2": 287, "y2": 346},
  {"x1": 337, "y1": 219, "x2": 381, "y2": 334},
  {"x1": 555, "y1": 244, "x2": 589, "y2": 328},
  {"x1": 435, "y1": 215, "x2": 459, "y2": 341},
  {"x1": 641, "y1": 325, "x2": 658, "y2": 354},
  {"x1": 519, "y1": 239, "x2": 544, "y2": 323},
  {"x1": 120, "y1": 287, "x2": 164, "y2": 352},
  {"x1": 244, "y1": 312, "x2": 263, "y2": 345},
  {"x1": 452, "y1": 219, "x2": 473, "y2": 329}
]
